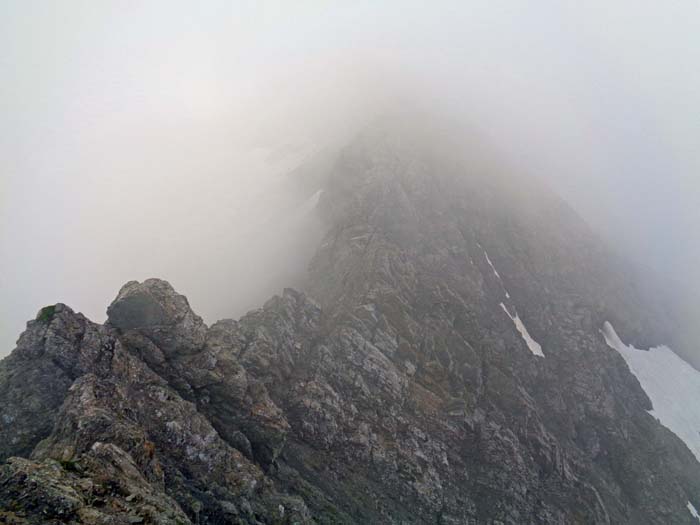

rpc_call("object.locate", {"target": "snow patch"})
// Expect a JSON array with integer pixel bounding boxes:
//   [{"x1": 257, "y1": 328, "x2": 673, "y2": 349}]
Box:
[
  {"x1": 500, "y1": 303, "x2": 544, "y2": 357},
  {"x1": 689, "y1": 501, "x2": 700, "y2": 522},
  {"x1": 478, "y1": 244, "x2": 511, "y2": 300},
  {"x1": 602, "y1": 321, "x2": 700, "y2": 462},
  {"x1": 483, "y1": 250, "x2": 501, "y2": 279}
]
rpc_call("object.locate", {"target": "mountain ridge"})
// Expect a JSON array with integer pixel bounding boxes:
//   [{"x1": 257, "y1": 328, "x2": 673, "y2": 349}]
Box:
[{"x1": 2, "y1": 122, "x2": 700, "y2": 524}]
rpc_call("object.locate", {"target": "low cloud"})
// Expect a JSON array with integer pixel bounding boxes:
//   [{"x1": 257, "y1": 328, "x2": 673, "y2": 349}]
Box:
[{"x1": 1, "y1": 1, "x2": 698, "y2": 355}]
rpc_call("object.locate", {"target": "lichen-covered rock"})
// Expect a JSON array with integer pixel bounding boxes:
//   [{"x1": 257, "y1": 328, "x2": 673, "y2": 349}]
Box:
[
  {"x1": 1, "y1": 292, "x2": 313, "y2": 523},
  {"x1": 0, "y1": 443, "x2": 191, "y2": 525}
]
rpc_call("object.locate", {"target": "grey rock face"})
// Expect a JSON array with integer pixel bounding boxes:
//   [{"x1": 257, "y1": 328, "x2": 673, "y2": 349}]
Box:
[
  {"x1": 2, "y1": 121, "x2": 700, "y2": 524},
  {"x1": 0, "y1": 304, "x2": 116, "y2": 461}
]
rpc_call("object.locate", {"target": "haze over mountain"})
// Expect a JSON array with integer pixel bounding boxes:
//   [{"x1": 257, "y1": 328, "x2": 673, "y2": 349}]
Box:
[
  {"x1": 2, "y1": 1, "x2": 699, "y2": 360},
  {"x1": 2, "y1": 116, "x2": 700, "y2": 523},
  {"x1": 2, "y1": 4, "x2": 700, "y2": 522}
]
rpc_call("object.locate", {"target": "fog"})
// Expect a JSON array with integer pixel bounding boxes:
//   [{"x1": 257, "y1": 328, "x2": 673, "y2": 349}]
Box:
[{"x1": 2, "y1": 1, "x2": 699, "y2": 356}]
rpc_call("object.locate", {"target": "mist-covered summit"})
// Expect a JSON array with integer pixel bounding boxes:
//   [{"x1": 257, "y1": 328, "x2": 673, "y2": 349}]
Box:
[{"x1": 2, "y1": 122, "x2": 700, "y2": 524}]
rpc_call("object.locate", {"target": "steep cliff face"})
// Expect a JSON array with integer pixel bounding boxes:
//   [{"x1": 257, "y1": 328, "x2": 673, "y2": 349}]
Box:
[{"x1": 2, "y1": 122, "x2": 699, "y2": 524}]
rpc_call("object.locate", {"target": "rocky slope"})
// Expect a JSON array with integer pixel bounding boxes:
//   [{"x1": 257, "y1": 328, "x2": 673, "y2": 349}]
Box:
[{"x1": 2, "y1": 120, "x2": 700, "y2": 524}]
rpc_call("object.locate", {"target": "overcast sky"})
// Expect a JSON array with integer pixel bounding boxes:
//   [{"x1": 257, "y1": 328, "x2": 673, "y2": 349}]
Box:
[{"x1": 1, "y1": 1, "x2": 699, "y2": 356}]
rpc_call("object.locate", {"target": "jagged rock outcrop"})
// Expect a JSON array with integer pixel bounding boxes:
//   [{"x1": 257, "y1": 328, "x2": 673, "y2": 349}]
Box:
[
  {"x1": 1, "y1": 295, "x2": 311, "y2": 524},
  {"x1": 2, "y1": 120, "x2": 700, "y2": 524}
]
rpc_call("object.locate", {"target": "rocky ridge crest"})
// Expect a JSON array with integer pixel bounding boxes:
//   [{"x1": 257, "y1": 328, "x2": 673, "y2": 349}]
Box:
[{"x1": 2, "y1": 122, "x2": 699, "y2": 524}]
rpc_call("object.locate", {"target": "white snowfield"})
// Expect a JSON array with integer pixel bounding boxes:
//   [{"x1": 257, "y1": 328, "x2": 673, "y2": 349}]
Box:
[
  {"x1": 602, "y1": 321, "x2": 700, "y2": 464},
  {"x1": 604, "y1": 323, "x2": 700, "y2": 525},
  {"x1": 500, "y1": 302, "x2": 545, "y2": 357}
]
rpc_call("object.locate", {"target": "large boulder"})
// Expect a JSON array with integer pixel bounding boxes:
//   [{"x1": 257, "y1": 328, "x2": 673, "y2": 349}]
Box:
[{"x1": 107, "y1": 278, "x2": 207, "y2": 358}]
